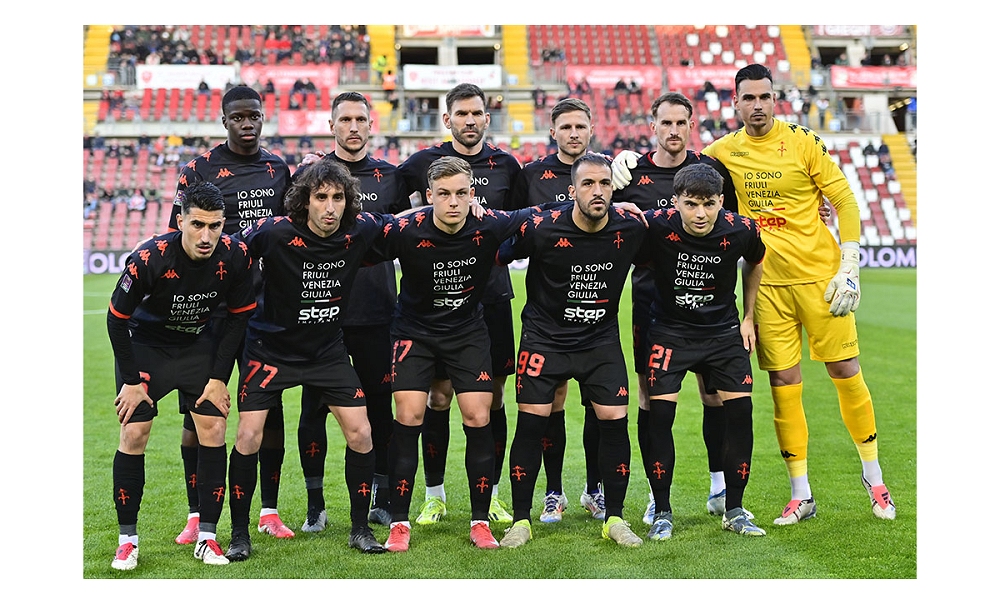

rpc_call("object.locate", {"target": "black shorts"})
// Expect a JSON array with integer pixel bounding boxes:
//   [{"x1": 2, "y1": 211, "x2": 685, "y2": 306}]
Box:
[
  {"x1": 514, "y1": 341, "x2": 630, "y2": 407},
  {"x1": 343, "y1": 323, "x2": 393, "y2": 394},
  {"x1": 114, "y1": 339, "x2": 226, "y2": 423},
  {"x1": 392, "y1": 322, "x2": 494, "y2": 394},
  {"x1": 644, "y1": 325, "x2": 754, "y2": 397},
  {"x1": 237, "y1": 340, "x2": 367, "y2": 412},
  {"x1": 432, "y1": 301, "x2": 515, "y2": 380}
]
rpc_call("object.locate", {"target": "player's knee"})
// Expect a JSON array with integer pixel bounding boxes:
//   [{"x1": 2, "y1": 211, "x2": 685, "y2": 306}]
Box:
[
  {"x1": 119, "y1": 421, "x2": 153, "y2": 454},
  {"x1": 193, "y1": 416, "x2": 227, "y2": 447}
]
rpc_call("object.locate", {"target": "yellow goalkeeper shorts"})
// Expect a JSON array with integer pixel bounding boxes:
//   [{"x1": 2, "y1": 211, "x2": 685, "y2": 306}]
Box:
[{"x1": 753, "y1": 281, "x2": 860, "y2": 372}]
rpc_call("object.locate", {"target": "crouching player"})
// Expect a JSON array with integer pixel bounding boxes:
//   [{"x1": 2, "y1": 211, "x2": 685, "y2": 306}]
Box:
[{"x1": 108, "y1": 182, "x2": 256, "y2": 570}]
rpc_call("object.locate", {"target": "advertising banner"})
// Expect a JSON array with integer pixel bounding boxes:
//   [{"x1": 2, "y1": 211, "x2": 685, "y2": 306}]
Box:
[
  {"x1": 277, "y1": 108, "x2": 380, "y2": 136},
  {"x1": 402, "y1": 64, "x2": 503, "y2": 90},
  {"x1": 665, "y1": 66, "x2": 738, "y2": 89},
  {"x1": 400, "y1": 25, "x2": 496, "y2": 37},
  {"x1": 829, "y1": 66, "x2": 917, "y2": 89},
  {"x1": 564, "y1": 65, "x2": 664, "y2": 90},
  {"x1": 134, "y1": 65, "x2": 239, "y2": 90},
  {"x1": 239, "y1": 64, "x2": 341, "y2": 92},
  {"x1": 811, "y1": 25, "x2": 907, "y2": 37}
]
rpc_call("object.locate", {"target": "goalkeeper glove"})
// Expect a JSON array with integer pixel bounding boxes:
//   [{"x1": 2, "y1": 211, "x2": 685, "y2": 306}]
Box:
[
  {"x1": 824, "y1": 242, "x2": 861, "y2": 316},
  {"x1": 611, "y1": 150, "x2": 640, "y2": 190}
]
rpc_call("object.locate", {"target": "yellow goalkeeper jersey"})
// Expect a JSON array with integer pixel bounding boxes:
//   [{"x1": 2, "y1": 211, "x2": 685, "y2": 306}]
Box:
[{"x1": 703, "y1": 119, "x2": 860, "y2": 286}]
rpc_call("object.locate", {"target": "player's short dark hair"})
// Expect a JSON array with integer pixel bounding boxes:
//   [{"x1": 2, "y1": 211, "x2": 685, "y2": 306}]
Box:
[
  {"x1": 673, "y1": 163, "x2": 724, "y2": 199},
  {"x1": 222, "y1": 86, "x2": 262, "y2": 114},
  {"x1": 445, "y1": 83, "x2": 486, "y2": 112},
  {"x1": 570, "y1": 152, "x2": 612, "y2": 184},
  {"x1": 180, "y1": 182, "x2": 225, "y2": 214},
  {"x1": 284, "y1": 160, "x2": 362, "y2": 229},
  {"x1": 331, "y1": 91, "x2": 371, "y2": 117},
  {"x1": 650, "y1": 92, "x2": 693, "y2": 120},
  {"x1": 551, "y1": 97, "x2": 591, "y2": 124},
  {"x1": 735, "y1": 64, "x2": 773, "y2": 94},
  {"x1": 427, "y1": 156, "x2": 474, "y2": 187}
]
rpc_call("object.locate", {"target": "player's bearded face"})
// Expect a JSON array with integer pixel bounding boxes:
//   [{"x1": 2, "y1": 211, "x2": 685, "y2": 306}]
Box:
[
  {"x1": 306, "y1": 182, "x2": 348, "y2": 238},
  {"x1": 734, "y1": 79, "x2": 775, "y2": 131},
  {"x1": 653, "y1": 103, "x2": 691, "y2": 155},
  {"x1": 222, "y1": 99, "x2": 264, "y2": 155},
  {"x1": 331, "y1": 101, "x2": 371, "y2": 154},
  {"x1": 445, "y1": 97, "x2": 489, "y2": 150},
  {"x1": 178, "y1": 208, "x2": 225, "y2": 261},
  {"x1": 569, "y1": 163, "x2": 613, "y2": 223},
  {"x1": 428, "y1": 174, "x2": 474, "y2": 232},
  {"x1": 552, "y1": 111, "x2": 592, "y2": 160}
]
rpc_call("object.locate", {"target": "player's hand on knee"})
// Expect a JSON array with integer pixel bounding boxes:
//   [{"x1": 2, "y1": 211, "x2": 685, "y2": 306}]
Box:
[
  {"x1": 824, "y1": 244, "x2": 861, "y2": 316},
  {"x1": 196, "y1": 378, "x2": 231, "y2": 418},
  {"x1": 611, "y1": 150, "x2": 640, "y2": 190},
  {"x1": 115, "y1": 383, "x2": 153, "y2": 425}
]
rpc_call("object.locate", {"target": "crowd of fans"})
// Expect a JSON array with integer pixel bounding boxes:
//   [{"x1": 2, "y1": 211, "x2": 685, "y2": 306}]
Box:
[{"x1": 107, "y1": 25, "x2": 369, "y2": 85}]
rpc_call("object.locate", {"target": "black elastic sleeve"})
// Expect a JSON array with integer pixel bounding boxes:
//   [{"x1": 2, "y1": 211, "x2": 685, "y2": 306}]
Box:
[
  {"x1": 107, "y1": 312, "x2": 141, "y2": 385},
  {"x1": 209, "y1": 311, "x2": 251, "y2": 382}
]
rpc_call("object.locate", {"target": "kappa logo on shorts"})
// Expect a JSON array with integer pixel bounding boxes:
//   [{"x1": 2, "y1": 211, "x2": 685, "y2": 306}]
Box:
[
  {"x1": 617, "y1": 386, "x2": 628, "y2": 397},
  {"x1": 477, "y1": 371, "x2": 491, "y2": 381},
  {"x1": 742, "y1": 374, "x2": 752, "y2": 384},
  {"x1": 354, "y1": 388, "x2": 365, "y2": 398}
]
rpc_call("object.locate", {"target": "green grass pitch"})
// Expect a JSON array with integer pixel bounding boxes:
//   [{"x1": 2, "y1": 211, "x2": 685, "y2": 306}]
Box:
[{"x1": 81, "y1": 267, "x2": 916, "y2": 583}]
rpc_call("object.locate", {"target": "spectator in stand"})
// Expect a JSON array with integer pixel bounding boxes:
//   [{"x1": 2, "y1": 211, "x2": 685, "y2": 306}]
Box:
[
  {"x1": 815, "y1": 97, "x2": 829, "y2": 130},
  {"x1": 128, "y1": 189, "x2": 147, "y2": 212},
  {"x1": 198, "y1": 79, "x2": 210, "y2": 95},
  {"x1": 627, "y1": 79, "x2": 642, "y2": 97},
  {"x1": 604, "y1": 94, "x2": 620, "y2": 122},
  {"x1": 382, "y1": 70, "x2": 397, "y2": 100}
]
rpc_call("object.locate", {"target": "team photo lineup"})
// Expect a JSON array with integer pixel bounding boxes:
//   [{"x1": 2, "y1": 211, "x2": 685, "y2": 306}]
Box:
[{"x1": 83, "y1": 24, "x2": 917, "y2": 580}]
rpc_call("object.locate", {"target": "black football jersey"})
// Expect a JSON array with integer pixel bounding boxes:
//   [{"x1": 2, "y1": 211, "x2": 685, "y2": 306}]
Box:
[
  {"x1": 237, "y1": 212, "x2": 389, "y2": 362},
  {"x1": 109, "y1": 231, "x2": 256, "y2": 347},
  {"x1": 375, "y1": 206, "x2": 532, "y2": 337},
  {"x1": 510, "y1": 154, "x2": 575, "y2": 209},
  {"x1": 641, "y1": 207, "x2": 766, "y2": 336},
  {"x1": 503, "y1": 203, "x2": 647, "y2": 350},
  {"x1": 397, "y1": 141, "x2": 523, "y2": 304},
  {"x1": 329, "y1": 154, "x2": 411, "y2": 326},
  {"x1": 172, "y1": 143, "x2": 292, "y2": 234}
]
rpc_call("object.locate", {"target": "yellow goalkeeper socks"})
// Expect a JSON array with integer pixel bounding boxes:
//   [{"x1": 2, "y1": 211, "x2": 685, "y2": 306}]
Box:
[{"x1": 772, "y1": 382, "x2": 808, "y2": 465}]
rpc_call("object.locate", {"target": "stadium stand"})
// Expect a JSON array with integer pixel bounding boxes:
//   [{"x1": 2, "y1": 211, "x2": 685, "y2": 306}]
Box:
[{"x1": 84, "y1": 24, "x2": 916, "y2": 254}]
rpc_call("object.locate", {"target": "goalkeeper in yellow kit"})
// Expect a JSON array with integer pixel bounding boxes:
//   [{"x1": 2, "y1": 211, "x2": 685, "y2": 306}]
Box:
[
  {"x1": 704, "y1": 64, "x2": 895, "y2": 524},
  {"x1": 616, "y1": 63, "x2": 896, "y2": 524}
]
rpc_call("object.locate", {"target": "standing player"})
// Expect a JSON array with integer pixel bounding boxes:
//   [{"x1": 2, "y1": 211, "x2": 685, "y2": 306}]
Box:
[
  {"x1": 497, "y1": 153, "x2": 647, "y2": 549},
  {"x1": 701, "y1": 64, "x2": 895, "y2": 524},
  {"x1": 396, "y1": 83, "x2": 522, "y2": 525},
  {"x1": 108, "y1": 182, "x2": 256, "y2": 570},
  {"x1": 376, "y1": 157, "x2": 532, "y2": 552},
  {"x1": 225, "y1": 160, "x2": 393, "y2": 560},
  {"x1": 613, "y1": 92, "x2": 739, "y2": 524},
  {"x1": 509, "y1": 97, "x2": 605, "y2": 523},
  {"x1": 170, "y1": 85, "x2": 295, "y2": 544},
  {"x1": 639, "y1": 163, "x2": 767, "y2": 540},
  {"x1": 293, "y1": 92, "x2": 412, "y2": 532}
]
